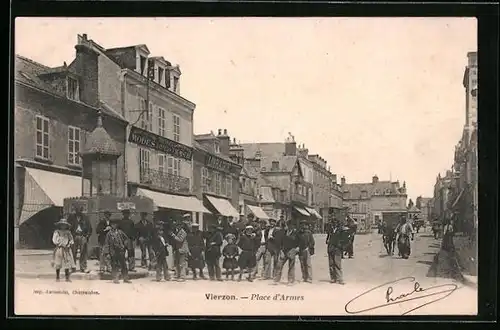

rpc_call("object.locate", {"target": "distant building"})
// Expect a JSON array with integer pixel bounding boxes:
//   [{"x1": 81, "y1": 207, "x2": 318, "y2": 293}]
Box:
[
  {"x1": 431, "y1": 171, "x2": 453, "y2": 223},
  {"x1": 192, "y1": 129, "x2": 242, "y2": 230},
  {"x1": 416, "y1": 197, "x2": 433, "y2": 223},
  {"x1": 341, "y1": 175, "x2": 408, "y2": 232}
]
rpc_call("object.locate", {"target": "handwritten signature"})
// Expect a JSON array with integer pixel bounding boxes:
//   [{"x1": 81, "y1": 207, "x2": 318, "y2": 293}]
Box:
[{"x1": 344, "y1": 277, "x2": 459, "y2": 315}]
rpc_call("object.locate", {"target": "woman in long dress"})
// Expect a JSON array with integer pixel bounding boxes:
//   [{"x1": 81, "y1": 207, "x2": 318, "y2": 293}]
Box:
[{"x1": 51, "y1": 218, "x2": 75, "y2": 282}]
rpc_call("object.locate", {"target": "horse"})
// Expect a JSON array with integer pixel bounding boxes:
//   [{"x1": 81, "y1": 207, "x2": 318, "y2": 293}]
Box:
[{"x1": 382, "y1": 226, "x2": 397, "y2": 256}]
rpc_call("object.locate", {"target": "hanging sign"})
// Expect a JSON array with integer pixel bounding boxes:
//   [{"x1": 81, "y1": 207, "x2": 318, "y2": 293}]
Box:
[{"x1": 129, "y1": 126, "x2": 193, "y2": 161}]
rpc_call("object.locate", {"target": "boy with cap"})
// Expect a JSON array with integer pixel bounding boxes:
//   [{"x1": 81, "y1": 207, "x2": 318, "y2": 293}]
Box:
[
  {"x1": 96, "y1": 210, "x2": 113, "y2": 273},
  {"x1": 104, "y1": 218, "x2": 132, "y2": 284},
  {"x1": 204, "y1": 223, "x2": 224, "y2": 281},
  {"x1": 151, "y1": 226, "x2": 171, "y2": 281},
  {"x1": 187, "y1": 222, "x2": 206, "y2": 280},
  {"x1": 169, "y1": 219, "x2": 189, "y2": 281},
  {"x1": 67, "y1": 205, "x2": 92, "y2": 273},
  {"x1": 237, "y1": 225, "x2": 258, "y2": 282}
]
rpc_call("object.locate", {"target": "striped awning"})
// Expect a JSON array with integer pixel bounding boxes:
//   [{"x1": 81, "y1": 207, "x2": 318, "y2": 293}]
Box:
[
  {"x1": 137, "y1": 188, "x2": 210, "y2": 213},
  {"x1": 294, "y1": 206, "x2": 310, "y2": 216},
  {"x1": 205, "y1": 195, "x2": 240, "y2": 218},
  {"x1": 246, "y1": 205, "x2": 270, "y2": 219},
  {"x1": 305, "y1": 207, "x2": 323, "y2": 219}
]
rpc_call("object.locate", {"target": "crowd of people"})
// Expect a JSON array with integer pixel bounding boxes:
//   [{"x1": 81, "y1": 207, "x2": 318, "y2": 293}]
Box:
[
  {"x1": 378, "y1": 215, "x2": 416, "y2": 259},
  {"x1": 51, "y1": 206, "x2": 358, "y2": 285}
]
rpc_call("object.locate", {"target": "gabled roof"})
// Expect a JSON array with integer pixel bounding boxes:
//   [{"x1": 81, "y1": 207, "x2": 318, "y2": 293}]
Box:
[
  {"x1": 260, "y1": 155, "x2": 298, "y2": 173},
  {"x1": 240, "y1": 142, "x2": 286, "y2": 159},
  {"x1": 343, "y1": 180, "x2": 401, "y2": 199}
]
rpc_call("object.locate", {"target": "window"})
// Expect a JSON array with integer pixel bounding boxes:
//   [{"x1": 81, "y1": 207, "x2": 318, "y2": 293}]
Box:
[
  {"x1": 226, "y1": 177, "x2": 232, "y2": 198},
  {"x1": 166, "y1": 157, "x2": 180, "y2": 176},
  {"x1": 215, "y1": 143, "x2": 220, "y2": 154},
  {"x1": 221, "y1": 174, "x2": 227, "y2": 196},
  {"x1": 215, "y1": 172, "x2": 221, "y2": 195},
  {"x1": 158, "y1": 107, "x2": 166, "y2": 137},
  {"x1": 148, "y1": 102, "x2": 153, "y2": 131},
  {"x1": 352, "y1": 204, "x2": 358, "y2": 212},
  {"x1": 271, "y1": 161, "x2": 279, "y2": 171},
  {"x1": 166, "y1": 70, "x2": 171, "y2": 89},
  {"x1": 158, "y1": 153, "x2": 165, "y2": 173},
  {"x1": 139, "y1": 148, "x2": 150, "y2": 175},
  {"x1": 361, "y1": 203, "x2": 367, "y2": 213},
  {"x1": 140, "y1": 56, "x2": 147, "y2": 75},
  {"x1": 139, "y1": 98, "x2": 147, "y2": 129},
  {"x1": 173, "y1": 114, "x2": 180, "y2": 142},
  {"x1": 202, "y1": 167, "x2": 209, "y2": 192},
  {"x1": 173, "y1": 76, "x2": 179, "y2": 93},
  {"x1": 67, "y1": 77, "x2": 79, "y2": 101},
  {"x1": 35, "y1": 116, "x2": 50, "y2": 159},
  {"x1": 158, "y1": 67, "x2": 164, "y2": 86},
  {"x1": 68, "y1": 126, "x2": 81, "y2": 166}
]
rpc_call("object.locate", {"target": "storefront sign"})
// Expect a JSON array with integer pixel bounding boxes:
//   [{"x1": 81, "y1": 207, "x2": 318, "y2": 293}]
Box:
[
  {"x1": 117, "y1": 202, "x2": 136, "y2": 211},
  {"x1": 204, "y1": 154, "x2": 239, "y2": 175},
  {"x1": 129, "y1": 126, "x2": 193, "y2": 161}
]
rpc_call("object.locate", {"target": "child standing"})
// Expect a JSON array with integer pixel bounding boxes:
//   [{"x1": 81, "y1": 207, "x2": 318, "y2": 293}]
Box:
[
  {"x1": 151, "y1": 227, "x2": 171, "y2": 282},
  {"x1": 52, "y1": 218, "x2": 75, "y2": 282},
  {"x1": 222, "y1": 234, "x2": 239, "y2": 281}
]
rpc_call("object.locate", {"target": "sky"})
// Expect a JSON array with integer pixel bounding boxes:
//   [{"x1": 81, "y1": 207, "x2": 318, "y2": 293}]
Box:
[{"x1": 14, "y1": 17, "x2": 477, "y2": 201}]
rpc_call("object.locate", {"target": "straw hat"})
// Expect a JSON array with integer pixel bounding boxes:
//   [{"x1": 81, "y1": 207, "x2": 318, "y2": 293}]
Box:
[{"x1": 55, "y1": 218, "x2": 70, "y2": 228}]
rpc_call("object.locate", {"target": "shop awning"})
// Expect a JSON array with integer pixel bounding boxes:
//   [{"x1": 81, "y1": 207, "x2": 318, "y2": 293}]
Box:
[
  {"x1": 137, "y1": 188, "x2": 210, "y2": 213},
  {"x1": 19, "y1": 167, "x2": 82, "y2": 225},
  {"x1": 451, "y1": 188, "x2": 465, "y2": 209},
  {"x1": 205, "y1": 195, "x2": 240, "y2": 218},
  {"x1": 246, "y1": 205, "x2": 270, "y2": 219},
  {"x1": 305, "y1": 207, "x2": 323, "y2": 219},
  {"x1": 294, "y1": 206, "x2": 310, "y2": 216}
]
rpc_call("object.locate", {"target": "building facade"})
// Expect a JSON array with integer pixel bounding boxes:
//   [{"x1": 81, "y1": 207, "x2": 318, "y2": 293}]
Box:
[
  {"x1": 73, "y1": 34, "x2": 207, "y2": 225},
  {"x1": 192, "y1": 130, "x2": 241, "y2": 230},
  {"x1": 14, "y1": 54, "x2": 128, "y2": 248},
  {"x1": 341, "y1": 175, "x2": 408, "y2": 232}
]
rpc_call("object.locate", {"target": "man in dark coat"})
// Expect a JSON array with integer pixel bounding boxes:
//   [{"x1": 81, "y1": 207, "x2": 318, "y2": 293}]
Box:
[
  {"x1": 326, "y1": 216, "x2": 346, "y2": 285},
  {"x1": 187, "y1": 223, "x2": 206, "y2": 280},
  {"x1": 253, "y1": 219, "x2": 269, "y2": 278},
  {"x1": 345, "y1": 217, "x2": 358, "y2": 258},
  {"x1": 103, "y1": 218, "x2": 131, "y2": 284},
  {"x1": 298, "y1": 220, "x2": 315, "y2": 283},
  {"x1": 67, "y1": 205, "x2": 92, "y2": 273},
  {"x1": 119, "y1": 209, "x2": 136, "y2": 271},
  {"x1": 135, "y1": 212, "x2": 155, "y2": 269},
  {"x1": 273, "y1": 220, "x2": 300, "y2": 285},
  {"x1": 266, "y1": 218, "x2": 285, "y2": 279},
  {"x1": 204, "y1": 224, "x2": 224, "y2": 281},
  {"x1": 96, "y1": 209, "x2": 113, "y2": 273}
]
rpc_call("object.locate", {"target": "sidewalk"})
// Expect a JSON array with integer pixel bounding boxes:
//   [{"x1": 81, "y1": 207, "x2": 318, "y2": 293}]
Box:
[{"x1": 453, "y1": 234, "x2": 478, "y2": 287}]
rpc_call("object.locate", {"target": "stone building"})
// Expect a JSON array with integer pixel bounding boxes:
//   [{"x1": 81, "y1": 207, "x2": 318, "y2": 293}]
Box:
[
  {"x1": 72, "y1": 34, "x2": 208, "y2": 226},
  {"x1": 431, "y1": 171, "x2": 453, "y2": 223},
  {"x1": 192, "y1": 130, "x2": 241, "y2": 230},
  {"x1": 341, "y1": 175, "x2": 408, "y2": 232},
  {"x1": 14, "y1": 54, "x2": 128, "y2": 248}
]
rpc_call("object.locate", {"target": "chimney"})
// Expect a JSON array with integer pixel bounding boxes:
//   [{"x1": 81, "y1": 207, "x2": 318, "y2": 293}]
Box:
[
  {"x1": 218, "y1": 129, "x2": 222, "y2": 136},
  {"x1": 332, "y1": 174, "x2": 337, "y2": 184},
  {"x1": 284, "y1": 138, "x2": 297, "y2": 156},
  {"x1": 341, "y1": 176, "x2": 346, "y2": 186},
  {"x1": 372, "y1": 175, "x2": 379, "y2": 184},
  {"x1": 217, "y1": 128, "x2": 230, "y2": 156},
  {"x1": 74, "y1": 41, "x2": 100, "y2": 107}
]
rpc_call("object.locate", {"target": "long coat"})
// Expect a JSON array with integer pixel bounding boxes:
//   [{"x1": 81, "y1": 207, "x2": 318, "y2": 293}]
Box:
[
  {"x1": 67, "y1": 214, "x2": 92, "y2": 238},
  {"x1": 187, "y1": 230, "x2": 205, "y2": 269},
  {"x1": 204, "y1": 230, "x2": 223, "y2": 260}
]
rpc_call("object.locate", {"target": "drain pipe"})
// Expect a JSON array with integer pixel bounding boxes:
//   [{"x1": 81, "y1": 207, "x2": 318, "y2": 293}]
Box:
[{"x1": 120, "y1": 70, "x2": 129, "y2": 198}]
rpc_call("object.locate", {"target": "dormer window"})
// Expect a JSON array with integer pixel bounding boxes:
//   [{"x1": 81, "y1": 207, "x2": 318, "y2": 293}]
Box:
[
  {"x1": 139, "y1": 55, "x2": 147, "y2": 76},
  {"x1": 66, "y1": 76, "x2": 79, "y2": 101},
  {"x1": 271, "y1": 161, "x2": 279, "y2": 171},
  {"x1": 215, "y1": 144, "x2": 220, "y2": 154},
  {"x1": 166, "y1": 70, "x2": 171, "y2": 89},
  {"x1": 173, "y1": 76, "x2": 179, "y2": 93},
  {"x1": 158, "y1": 67, "x2": 164, "y2": 86}
]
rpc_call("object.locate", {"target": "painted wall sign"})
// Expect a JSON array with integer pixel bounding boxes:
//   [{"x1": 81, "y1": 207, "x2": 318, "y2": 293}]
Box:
[
  {"x1": 204, "y1": 154, "x2": 240, "y2": 175},
  {"x1": 129, "y1": 126, "x2": 193, "y2": 161},
  {"x1": 117, "y1": 202, "x2": 136, "y2": 211}
]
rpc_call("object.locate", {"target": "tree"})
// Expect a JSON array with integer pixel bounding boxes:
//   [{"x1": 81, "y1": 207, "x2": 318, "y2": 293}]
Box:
[
  {"x1": 408, "y1": 199, "x2": 414, "y2": 209},
  {"x1": 416, "y1": 196, "x2": 422, "y2": 210}
]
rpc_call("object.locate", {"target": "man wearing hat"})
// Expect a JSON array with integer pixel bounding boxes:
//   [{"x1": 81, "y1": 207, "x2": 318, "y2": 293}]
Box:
[
  {"x1": 298, "y1": 220, "x2": 315, "y2": 283},
  {"x1": 187, "y1": 222, "x2": 206, "y2": 280},
  {"x1": 265, "y1": 217, "x2": 284, "y2": 279},
  {"x1": 252, "y1": 219, "x2": 269, "y2": 278},
  {"x1": 135, "y1": 211, "x2": 155, "y2": 269},
  {"x1": 204, "y1": 223, "x2": 224, "y2": 281},
  {"x1": 325, "y1": 215, "x2": 345, "y2": 284},
  {"x1": 169, "y1": 217, "x2": 189, "y2": 281},
  {"x1": 104, "y1": 217, "x2": 132, "y2": 284},
  {"x1": 96, "y1": 210, "x2": 113, "y2": 273},
  {"x1": 119, "y1": 208, "x2": 137, "y2": 272},
  {"x1": 67, "y1": 205, "x2": 92, "y2": 273},
  {"x1": 273, "y1": 220, "x2": 300, "y2": 285}
]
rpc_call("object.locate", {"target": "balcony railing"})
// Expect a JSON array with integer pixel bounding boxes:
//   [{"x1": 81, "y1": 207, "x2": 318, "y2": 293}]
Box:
[
  {"x1": 291, "y1": 192, "x2": 308, "y2": 204},
  {"x1": 140, "y1": 168, "x2": 190, "y2": 194}
]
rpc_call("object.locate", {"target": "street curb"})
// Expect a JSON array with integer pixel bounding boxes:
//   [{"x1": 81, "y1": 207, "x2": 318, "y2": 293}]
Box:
[{"x1": 15, "y1": 270, "x2": 150, "y2": 281}]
